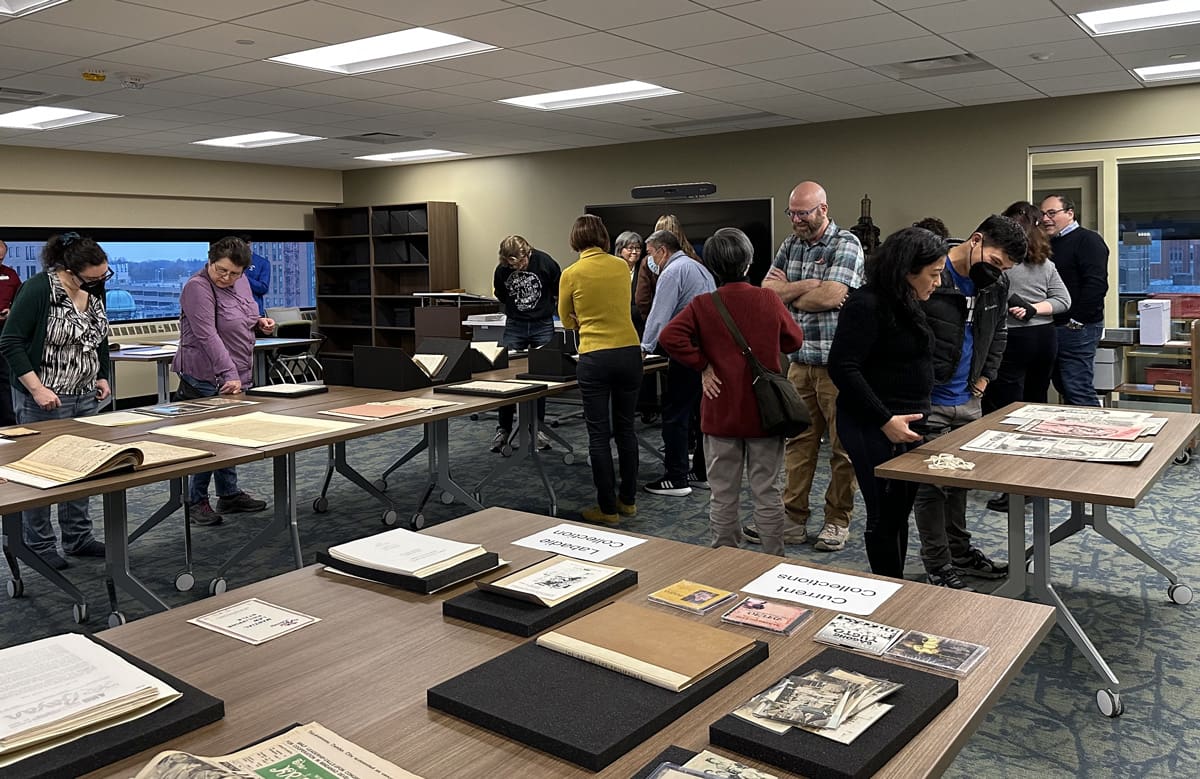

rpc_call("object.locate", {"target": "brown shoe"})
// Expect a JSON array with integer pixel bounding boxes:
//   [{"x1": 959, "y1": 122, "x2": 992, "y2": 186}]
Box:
[{"x1": 189, "y1": 499, "x2": 224, "y2": 526}]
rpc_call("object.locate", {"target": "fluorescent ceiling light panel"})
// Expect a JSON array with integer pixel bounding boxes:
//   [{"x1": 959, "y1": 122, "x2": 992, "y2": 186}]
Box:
[
  {"x1": 269, "y1": 28, "x2": 497, "y2": 74},
  {"x1": 1075, "y1": 0, "x2": 1200, "y2": 36},
  {"x1": 0, "y1": 0, "x2": 70, "y2": 16},
  {"x1": 0, "y1": 105, "x2": 120, "y2": 129},
  {"x1": 1134, "y1": 59, "x2": 1200, "y2": 81},
  {"x1": 193, "y1": 131, "x2": 325, "y2": 148},
  {"x1": 354, "y1": 149, "x2": 466, "y2": 163},
  {"x1": 498, "y1": 80, "x2": 681, "y2": 110}
]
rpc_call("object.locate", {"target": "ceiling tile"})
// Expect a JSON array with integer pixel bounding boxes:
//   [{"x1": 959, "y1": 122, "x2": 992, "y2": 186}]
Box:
[
  {"x1": 0, "y1": 19, "x2": 141, "y2": 57},
  {"x1": 676, "y1": 34, "x2": 815, "y2": 67},
  {"x1": 976, "y1": 37, "x2": 1109, "y2": 68},
  {"x1": 0, "y1": 72, "x2": 119, "y2": 98},
  {"x1": 746, "y1": 91, "x2": 877, "y2": 121},
  {"x1": 204, "y1": 60, "x2": 338, "y2": 87},
  {"x1": 293, "y1": 77, "x2": 417, "y2": 100},
  {"x1": 370, "y1": 90, "x2": 483, "y2": 110},
  {"x1": 655, "y1": 68, "x2": 760, "y2": 92},
  {"x1": 530, "y1": 0, "x2": 701, "y2": 28},
  {"x1": 157, "y1": 24, "x2": 323, "y2": 58},
  {"x1": 647, "y1": 97, "x2": 758, "y2": 119},
  {"x1": 0, "y1": 45, "x2": 75, "y2": 72},
  {"x1": 432, "y1": 7, "x2": 592, "y2": 47},
  {"x1": 787, "y1": 67, "x2": 895, "y2": 91},
  {"x1": 942, "y1": 18, "x2": 1089, "y2": 52},
  {"x1": 236, "y1": 1, "x2": 409, "y2": 44},
  {"x1": 119, "y1": 0, "x2": 305, "y2": 22},
  {"x1": 722, "y1": 0, "x2": 891, "y2": 28},
  {"x1": 522, "y1": 32, "x2": 658, "y2": 65},
  {"x1": 611, "y1": 12, "x2": 764, "y2": 49},
  {"x1": 1113, "y1": 45, "x2": 1200, "y2": 70},
  {"x1": 1005, "y1": 55, "x2": 1126, "y2": 81},
  {"x1": 781, "y1": 12, "x2": 928, "y2": 50},
  {"x1": 733, "y1": 53, "x2": 856, "y2": 80},
  {"x1": 1026, "y1": 70, "x2": 1141, "y2": 96},
  {"x1": 702, "y1": 81, "x2": 802, "y2": 101},
  {"x1": 877, "y1": 0, "x2": 962, "y2": 9},
  {"x1": 1095, "y1": 25, "x2": 1200, "y2": 55},
  {"x1": 149, "y1": 74, "x2": 265, "y2": 98},
  {"x1": 241, "y1": 86, "x2": 357, "y2": 108},
  {"x1": 436, "y1": 79, "x2": 539, "y2": 100},
  {"x1": 592, "y1": 51, "x2": 717, "y2": 79},
  {"x1": 900, "y1": 69, "x2": 1018, "y2": 90},
  {"x1": 436, "y1": 50, "x2": 565, "y2": 78},
  {"x1": 317, "y1": 0, "x2": 511, "y2": 26},
  {"x1": 829, "y1": 35, "x2": 964, "y2": 67},
  {"x1": 98, "y1": 42, "x2": 252, "y2": 73},
  {"x1": 900, "y1": 0, "x2": 1063, "y2": 33},
  {"x1": 506, "y1": 66, "x2": 622, "y2": 90},
  {"x1": 36, "y1": 0, "x2": 212, "y2": 38},
  {"x1": 930, "y1": 82, "x2": 1044, "y2": 104},
  {"x1": 358, "y1": 64, "x2": 488, "y2": 89}
]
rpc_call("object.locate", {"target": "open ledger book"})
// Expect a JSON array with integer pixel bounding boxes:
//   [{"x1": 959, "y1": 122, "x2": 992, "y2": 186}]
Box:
[
  {"x1": 536, "y1": 601, "x2": 757, "y2": 692},
  {"x1": 0, "y1": 634, "x2": 181, "y2": 768},
  {"x1": 133, "y1": 722, "x2": 423, "y2": 779},
  {"x1": 0, "y1": 435, "x2": 212, "y2": 489},
  {"x1": 413, "y1": 353, "x2": 447, "y2": 378}
]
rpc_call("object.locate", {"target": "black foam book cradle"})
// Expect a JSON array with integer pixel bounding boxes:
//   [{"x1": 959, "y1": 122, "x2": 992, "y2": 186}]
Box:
[
  {"x1": 708, "y1": 647, "x2": 959, "y2": 779},
  {"x1": 441, "y1": 568, "x2": 638, "y2": 636},
  {"x1": 7, "y1": 634, "x2": 224, "y2": 779},
  {"x1": 427, "y1": 639, "x2": 769, "y2": 772},
  {"x1": 314, "y1": 550, "x2": 501, "y2": 594}
]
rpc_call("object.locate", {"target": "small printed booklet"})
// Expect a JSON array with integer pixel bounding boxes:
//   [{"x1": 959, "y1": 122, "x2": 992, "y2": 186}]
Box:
[
  {"x1": 647, "y1": 579, "x2": 738, "y2": 614},
  {"x1": 475, "y1": 555, "x2": 625, "y2": 607},
  {"x1": 681, "y1": 749, "x2": 780, "y2": 778},
  {"x1": 327, "y1": 527, "x2": 488, "y2": 578},
  {"x1": 471, "y1": 341, "x2": 507, "y2": 365},
  {"x1": 245, "y1": 383, "x2": 328, "y2": 398},
  {"x1": 0, "y1": 435, "x2": 211, "y2": 489},
  {"x1": 76, "y1": 411, "x2": 155, "y2": 427},
  {"x1": 883, "y1": 629, "x2": 989, "y2": 676},
  {"x1": 132, "y1": 722, "x2": 424, "y2": 779},
  {"x1": 0, "y1": 426, "x2": 39, "y2": 438},
  {"x1": 187, "y1": 598, "x2": 320, "y2": 646},
  {"x1": 413, "y1": 353, "x2": 447, "y2": 378},
  {"x1": 134, "y1": 402, "x2": 215, "y2": 418},
  {"x1": 721, "y1": 596, "x2": 811, "y2": 635},
  {"x1": 320, "y1": 397, "x2": 459, "y2": 421},
  {"x1": 813, "y1": 613, "x2": 905, "y2": 656}
]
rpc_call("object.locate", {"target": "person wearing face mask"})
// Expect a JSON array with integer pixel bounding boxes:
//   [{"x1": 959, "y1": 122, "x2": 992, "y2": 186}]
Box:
[
  {"x1": 0, "y1": 232, "x2": 113, "y2": 570},
  {"x1": 173, "y1": 236, "x2": 275, "y2": 527},
  {"x1": 915, "y1": 215, "x2": 1027, "y2": 589}
]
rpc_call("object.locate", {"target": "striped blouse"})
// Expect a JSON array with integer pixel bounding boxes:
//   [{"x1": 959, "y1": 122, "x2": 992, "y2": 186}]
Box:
[{"x1": 40, "y1": 272, "x2": 109, "y2": 394}]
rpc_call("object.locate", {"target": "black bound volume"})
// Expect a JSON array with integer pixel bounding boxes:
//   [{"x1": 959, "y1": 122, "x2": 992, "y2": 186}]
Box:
[
  {"x1": 442, "y1": 568, "x2": 638, "y2": 636},
  {"x1": 314, "y1": 550, "x2": 500, "y2": 594},
  {"x1": 709, "y1": 648, "x2": 958, "y2": 779}
]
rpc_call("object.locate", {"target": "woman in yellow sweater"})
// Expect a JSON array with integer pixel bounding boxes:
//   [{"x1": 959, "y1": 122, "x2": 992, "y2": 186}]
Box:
[{"x1": 559, "y1": 215, "x2": 643, "y2": 524}]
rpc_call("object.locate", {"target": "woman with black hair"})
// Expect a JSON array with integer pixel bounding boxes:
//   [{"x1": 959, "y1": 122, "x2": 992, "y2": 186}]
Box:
[
  {"x1": 0, "y1": 232, "x2": 112, "y2": 569},
  {"x1": 828, "y1": 227, "x2": 947, "y2": 578}
]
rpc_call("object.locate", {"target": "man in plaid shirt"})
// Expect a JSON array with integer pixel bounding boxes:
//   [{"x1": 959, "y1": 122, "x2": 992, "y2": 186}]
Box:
[{"x1": 744, "y1": 181, "x2": 864, "y2": 552}]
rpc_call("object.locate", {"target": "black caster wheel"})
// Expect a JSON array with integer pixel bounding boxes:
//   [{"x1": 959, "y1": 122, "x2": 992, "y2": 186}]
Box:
[
  {"x1": 72, "y1": 603, "x2": 88, "y2": 624},
  {"x1": 382, "y1": 509, "x2": 400, "y2": 526},
  {"x1": 562, "y1": 452, "x2": 576, "y2": 465},
  {"x1": 374, "y1": 479, "x2": 388, "y2": 492},
  {"x1": 1168, "y1": 583, "x2": 1193, "y2": 605},
  {"x1": 469, "y1": 413, "x2": 480, "y2": 421},
  {"x1": 500, "y1": 444, "x2": 514, "y2": 457},
  {"x1": 1096, "y1": 688, "x2": 1123, "y2": 717},
  {"x1": 107, "y1": 612, "x2": 127, "y2": 628},
  {"x1": 440, "y1": 491, "x2": 454, "y2": 505},
  {"x1": 312, "y1": 496, "x2": 329, "y2": 513},
  {"x1": 411, "y1": 513, "x2": 426, "y2": 530},
  {"x1": 551, "y1": 420, "x2": 561, "y2": 428},
  {"x1": 6, "y1": 578, "x2": 24, "y2": 598},
  {"x1": 1174, "y1": 450, "x2": 1191, "y2": 465},
  {"x1": 209, "y1": 578, "x2": 228, "y2": 596},
  {"x1": 175, "y1": 571, "x2": 195, "y2": 592}
]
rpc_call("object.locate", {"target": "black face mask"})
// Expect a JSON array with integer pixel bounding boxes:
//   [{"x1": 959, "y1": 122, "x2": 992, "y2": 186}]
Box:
[
  {"x1": 73, "y1": 272, "x2": 108, "y2": 296},
  {"x1": 967, "y1": 243, "x2": 1002, "y2": 288}
]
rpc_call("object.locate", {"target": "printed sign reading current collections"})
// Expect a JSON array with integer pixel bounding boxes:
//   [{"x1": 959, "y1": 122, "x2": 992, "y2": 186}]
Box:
[
  {"x1": 511, "y1": 523, "x2": 646, "y2": 562},
  {"x1": 740, "y1": 563, "x2": 902, "y2": 616}
]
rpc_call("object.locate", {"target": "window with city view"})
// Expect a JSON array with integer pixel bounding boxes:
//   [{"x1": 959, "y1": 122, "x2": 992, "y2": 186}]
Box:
[
  {"x1": 1, "y1": 237, "x2": 314, "y2": 322},
  {"x1": 1118, "y1": 158, "x2": 1200, "y2": 296}
]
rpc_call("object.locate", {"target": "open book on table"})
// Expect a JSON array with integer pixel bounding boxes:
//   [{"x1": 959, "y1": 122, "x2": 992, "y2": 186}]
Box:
[
  {"x1": 475, "y1": 555, "x2": 626, "y2": 607},
  {"x1": 471, "y1": 341, "x2": 507, "y2": 366},
  {"x1": 413, "y1": 353, "x2": 447, "y2": 378},
  {"x1": 0, "y1": 434, "x2": 212, "y2": 489}
]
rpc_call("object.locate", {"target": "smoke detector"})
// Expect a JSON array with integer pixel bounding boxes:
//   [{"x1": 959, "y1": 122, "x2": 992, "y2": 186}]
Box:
[{"x1": 120, "y1": 75, "x2": 147, "y2": 90}]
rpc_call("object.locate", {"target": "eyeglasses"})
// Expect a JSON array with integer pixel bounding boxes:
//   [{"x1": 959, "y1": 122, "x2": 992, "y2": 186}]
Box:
[
  {"x1": 75, "y1": 269, "x2": 114, "y2": 284},
  {"x1": 1041, "y1": 208, "x2": 1069, "y2": 219},
  {"x1": 785, "y1": 204, "x2": 824, "y2": 220},
  {"x1": 210, "y1": 265, "x2": 244, "y2": 279}
]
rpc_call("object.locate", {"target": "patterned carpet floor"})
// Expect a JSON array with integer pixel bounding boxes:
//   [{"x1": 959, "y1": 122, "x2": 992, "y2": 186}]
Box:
[{"x1": 2, "y1": 407, "x2": 1197, "y2": 778}]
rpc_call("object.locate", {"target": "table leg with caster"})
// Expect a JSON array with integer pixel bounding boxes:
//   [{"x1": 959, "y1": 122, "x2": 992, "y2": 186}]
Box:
[{"x1": 3, "y1": 512, "x2": 88, "y2": 620}]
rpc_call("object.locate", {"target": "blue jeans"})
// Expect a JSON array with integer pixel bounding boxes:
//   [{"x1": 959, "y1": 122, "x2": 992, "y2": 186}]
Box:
[
  {"x1": 1052, "y1": 321, "x2": 1103, "y2": 407},
  {"x1": 178, "y1": 373, "x2": 240, "y2": 504},
  {"x1": 498, "y1": 318, "x2": 554, "y2": 431},
  {"x1": 661, "y1": 358, "x2": 703, "y2": 483},
  {"x1": 913, "y1": 398, "x2": 982, "y2": 571},
  {"x1": 13, "y1": 388, "x2": 99, "y2": 556}
]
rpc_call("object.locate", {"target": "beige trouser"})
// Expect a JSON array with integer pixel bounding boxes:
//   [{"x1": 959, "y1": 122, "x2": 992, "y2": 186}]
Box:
[
  {"x1": 782, "y1": 362, "x2": 855, "y2": 530},
  {"x1": 705, "y1": 434, "x2": 787, "y2": 557}
]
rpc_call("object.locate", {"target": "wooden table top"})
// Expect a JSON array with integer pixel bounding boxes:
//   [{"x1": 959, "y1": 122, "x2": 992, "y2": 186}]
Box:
[
  {"x1": 875, "y1": 403, "x2": 1200, "y2": 507},
  {"x1": 89, "y1": 508, "x2": 1055, "y2": 779}
]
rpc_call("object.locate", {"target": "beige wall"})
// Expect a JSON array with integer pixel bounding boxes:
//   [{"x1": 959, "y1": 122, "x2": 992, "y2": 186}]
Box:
[
  {"x1": 1, "y1": 146, "x2": 342, "y2": 229},
  {"x1": 342, "y1": 83, "x2": 1200, "y2": 297}
]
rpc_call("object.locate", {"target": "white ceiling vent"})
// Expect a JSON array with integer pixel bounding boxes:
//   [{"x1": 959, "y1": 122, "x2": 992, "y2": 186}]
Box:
[{"x1": 874, "y1": 53, "x2": 992, "y2": 80}]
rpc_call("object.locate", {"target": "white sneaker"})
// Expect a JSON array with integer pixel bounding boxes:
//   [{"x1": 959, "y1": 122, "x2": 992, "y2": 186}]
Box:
[
  {"x1": 813, "y1": 523, "x2": 848, "y2": 552},
  {"x1": 537, "y1": 430, "x2": 551, "y2": 450}
]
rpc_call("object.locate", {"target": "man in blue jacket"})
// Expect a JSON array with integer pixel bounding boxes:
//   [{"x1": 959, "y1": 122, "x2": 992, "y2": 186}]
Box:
[{"x1": 246, "y1": 251, "x2": 271, "y2": 315}]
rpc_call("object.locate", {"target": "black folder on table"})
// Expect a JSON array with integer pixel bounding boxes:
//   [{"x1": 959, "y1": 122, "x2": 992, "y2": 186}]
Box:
[
  {"x1": 8, "y1": 634, "x2": 224, "y2": 779},
  {"x1": 708, "y1": 648, "x2": 958, "y2": 779},
  {"x1": 427, "y1": 640, "x2": 768, "y2": 771},
  {"x1": 441, "y1": 568, "x2": 638, "y2": 636},
  {"x1": 315, "y1": 549, "x2": 500, "y2": 594}
]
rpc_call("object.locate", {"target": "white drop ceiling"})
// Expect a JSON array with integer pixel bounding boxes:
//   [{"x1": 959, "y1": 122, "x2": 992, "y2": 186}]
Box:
[{"x1": 0, "y1": 0, "x2": 1192, "y2": 170}]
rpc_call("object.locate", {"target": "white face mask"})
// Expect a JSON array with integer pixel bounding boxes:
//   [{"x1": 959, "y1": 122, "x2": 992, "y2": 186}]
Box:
[{"x1": 646, "y1": 250, "x2": 660, "y2": 275}]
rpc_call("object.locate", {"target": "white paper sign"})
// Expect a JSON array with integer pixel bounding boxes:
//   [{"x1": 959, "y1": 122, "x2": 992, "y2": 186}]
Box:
[
  {"x1": 511, "y1": 523, "x2": 646, "y2": 562},
  {"x1": 188, "y1": 598, "x2": 320, "y2": 645},
  {"x1": 741, "y1": 563, "x2": 902, "y2": 616}
]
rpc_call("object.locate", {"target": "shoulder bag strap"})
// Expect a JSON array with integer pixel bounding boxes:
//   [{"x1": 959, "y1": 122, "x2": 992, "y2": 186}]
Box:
[{"x1": 711, "y1": 290, "x2": 768, "y2": 376}]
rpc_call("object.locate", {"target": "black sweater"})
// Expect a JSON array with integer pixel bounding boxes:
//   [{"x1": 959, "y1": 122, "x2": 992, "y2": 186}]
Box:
[
  {"x1": 493, "y1": 248, "x2": 561, "y2": 323},
  {"x1": 828, "y1": 286, "x2": 934, "y2": 429},
  {"x1": 1049, "y1": 226, "x2": 1109, "y2": 325}
]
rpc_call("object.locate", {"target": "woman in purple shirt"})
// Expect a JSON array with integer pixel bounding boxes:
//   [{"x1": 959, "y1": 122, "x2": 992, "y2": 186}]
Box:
[{"x1": 173, "y1": 236, "x2": 275, "y2": 526}]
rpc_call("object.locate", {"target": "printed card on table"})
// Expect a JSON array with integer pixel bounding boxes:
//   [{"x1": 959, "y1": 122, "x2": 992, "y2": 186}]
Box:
[
  {"x1": 188, "y1": 598, "x2": 320, "y2": 645},
  {"x1": 511, "y1": 522, "x2": 645, "y2": 562},
  {"x1": 741, "y1": 563, "x2": 902, "y2": 616}
]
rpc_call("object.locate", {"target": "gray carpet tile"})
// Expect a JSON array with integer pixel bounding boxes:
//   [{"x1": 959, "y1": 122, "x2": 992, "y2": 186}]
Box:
[{"x1": 2, "y1": 409, "x2": 1198, "y2": 778}]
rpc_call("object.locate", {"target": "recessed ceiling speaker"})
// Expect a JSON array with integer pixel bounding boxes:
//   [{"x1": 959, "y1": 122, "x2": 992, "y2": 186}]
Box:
[{"x1": 631, "y1": 182, "x2": 716, "y2": 199}]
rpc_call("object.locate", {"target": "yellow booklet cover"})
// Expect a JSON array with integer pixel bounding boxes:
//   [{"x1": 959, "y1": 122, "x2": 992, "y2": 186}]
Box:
[{"x1": 647, "y1": 579, "x2": 737, "y2": 614}]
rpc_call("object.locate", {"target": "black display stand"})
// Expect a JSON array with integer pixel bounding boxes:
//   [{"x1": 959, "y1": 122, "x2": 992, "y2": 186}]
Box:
[
  {"x1": 7, "y1": 635, "x2": 224, "y2": 779},
  {"x1": 469, "y1": 344, "x2": 509, "y2": 372},
  {"x1": 352, "y1": 345, "x2": 431, "y2": 391},
  {"x1": 442, "y1": 569, "x2": 638, "y2": 636},
  {"x1": 314, "y1": 550, "x2": 501, "y2": 594},
  {"x1": 433, "y1": 379, "x2": 546, "y2": 398},
  {"x1": 631, "y1": 745, "x2": 699, "y2": 779},
  {"x1": 415, "y1": 337, "x2": 473, "y2": 383},
  {"x1": 708, "y1": 648, "x2": 959, "y2": 779},
  {"x1": 516, "y1": 331, "x2": 578, "y2": 381},
  {"x1": 427, "y1": 640, "x2": 769, "y2": 771}
]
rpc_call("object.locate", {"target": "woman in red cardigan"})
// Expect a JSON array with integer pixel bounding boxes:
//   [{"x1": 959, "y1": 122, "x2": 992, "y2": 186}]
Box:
[{"x1": 659, "y1": 228, "x2": 803, "y2": 556}]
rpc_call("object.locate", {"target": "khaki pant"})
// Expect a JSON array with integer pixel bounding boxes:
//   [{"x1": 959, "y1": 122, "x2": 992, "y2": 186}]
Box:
[
  {"x1": 706, "y1": 435, "x2": 786, "y2": 557},
  {"x1": 782, "y1": 362, "x2": 855, "y2": 530}
]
